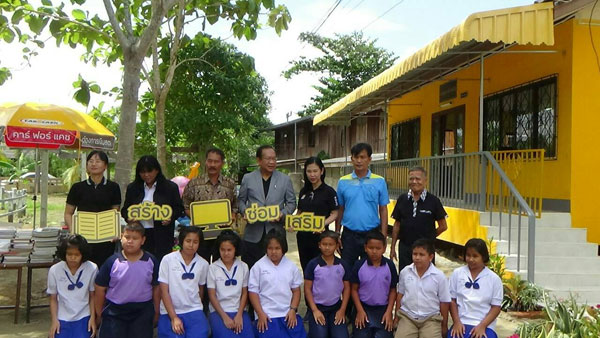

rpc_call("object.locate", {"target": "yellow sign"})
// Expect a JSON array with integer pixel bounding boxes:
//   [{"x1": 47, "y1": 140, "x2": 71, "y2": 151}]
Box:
[
  {"x1": 72, "y1": 209, "x2": 120, "y2": 243},
  {"x1": 127, "y1": 201, "x2": 172, "y2": 221},
  {"x1": 244, "y1": 203, "x2": 280, "y2": 223},
  {"x1": 285, "y1": 213, "x2": 326, "y2": 232},
  {"x1": 190, "y1": 199, "x2": 233, "y2": 240}
]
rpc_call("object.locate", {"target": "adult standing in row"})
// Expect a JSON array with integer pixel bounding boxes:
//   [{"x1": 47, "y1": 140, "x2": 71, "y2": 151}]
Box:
[
  {"x1": 390, "y1": 166, "x2": 447, "y2": 272},
  {"x1": 296, "y1": 157, "x2": 339, "y2": 271},
  {"x1": 336, "y1": 143, "x2": 390, "y2": 268},
  {"x1": 64, "y1": 150, "x2": 121, "y2": 266},
  {"x1": 238, "y1": 145, "x2": 296, "y2": 269},
  {"x1": 182, "y1": 147, "x2": 237, "y2": 263},
  {"x1": 122, "y1": 155, "x2": 184, "y2": 262}
]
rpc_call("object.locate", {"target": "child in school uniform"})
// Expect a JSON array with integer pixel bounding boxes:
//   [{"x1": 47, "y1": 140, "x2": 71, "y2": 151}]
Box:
[
  {"x1": 248, "y1": 228, "x2": 307, "y2": 338},
  {"x1": 207, "y1": 230, "x2": 254, "y2": 338},
  {"x1": 48, "y1": 234, "x2": 98, "y2": 338},
  {"x1": 394, "y1": 239, "x2": 450, "y2": 338},
  {"x1": 350, "y1": 230, "x2": 398, "y2": 338},
  {"x1": 448, "y1": 238, "x2": 503, "y2": 338},
  {"x1": 304, "y1": 230, "x2": 350, "y2": 338},
  {"x1": 158, "y1": 226, "x2": 210, "y2": 338},
  {"x1": 95, "y1": 222, "x2": 160, "y2": 338}
]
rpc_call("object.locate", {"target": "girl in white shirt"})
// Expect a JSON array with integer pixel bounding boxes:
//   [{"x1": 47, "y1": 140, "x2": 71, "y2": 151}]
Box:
[
  {"x1": 248, "y1": 229, "x2": 306, "y2": 338},
  {"x1": 448, "y1": 238, "x2": 503, "y2": 338},
  {"x1": 47, "y1": 234, "x2": 98, "y2": 338},
  {"x1": 158, "y1": 226, "x2": 210, "y2": 338},
  {"x1": 207, "y1": 230, "x2": 254, "y2": 338}
]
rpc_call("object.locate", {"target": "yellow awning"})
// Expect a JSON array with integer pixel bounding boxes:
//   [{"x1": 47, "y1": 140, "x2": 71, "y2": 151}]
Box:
[{"x1": 314, "y1": 2, "x2": 555, "y2": 126}]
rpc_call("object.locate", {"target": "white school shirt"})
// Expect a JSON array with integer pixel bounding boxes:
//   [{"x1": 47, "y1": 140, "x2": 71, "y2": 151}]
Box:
[
  {"x1": 158, "y1": 251, "x2": 209, "y2": 315},
  {"x1": 449, "y1": 266, "x2": 503, "y2": 330},
  {"x1": 47, "y1": 260, "x2": 98, "y2": 321},
  {"x1": 140, "y1": 182, "x2": 157, "y2": 229},
  {"x1": 397, "y1": 263, "x2": 451, "y2": 320},
  {"x1": 248, "y1": 255, "x2": 303, "y2": 318},
  {"x1": 207, "y1": 258, "x2": 249, "y2": 313}
]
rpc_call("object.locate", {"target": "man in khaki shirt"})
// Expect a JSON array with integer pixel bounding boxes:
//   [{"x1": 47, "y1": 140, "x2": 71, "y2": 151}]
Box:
[{"x1": 182, "y1": 147, "x2": 237, "y2": 262}]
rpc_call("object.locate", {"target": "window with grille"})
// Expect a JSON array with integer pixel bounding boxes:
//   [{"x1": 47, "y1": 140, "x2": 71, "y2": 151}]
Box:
[
  {"x1": 483, "y1": 76, "x2": 557, "y2": 158},
  {"x1": 390, "y1": 118, "x2": 420, "y2": 160}
]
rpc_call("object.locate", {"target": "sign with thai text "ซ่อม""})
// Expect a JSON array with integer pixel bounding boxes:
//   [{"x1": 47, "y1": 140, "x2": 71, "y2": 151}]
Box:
[
  {"x1": 127, "y1": 201, "x2": 172, "y2": 221},
  {"x1": 244, "y1": 203, "x2": 280, "y2": 224},
  {"x1": 285, "y1": 213, "x2": 326, "y2": 232}
]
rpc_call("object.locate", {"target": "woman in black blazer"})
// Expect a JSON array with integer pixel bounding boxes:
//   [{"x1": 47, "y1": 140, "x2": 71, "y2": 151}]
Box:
[{"x1": 122, "y1": 155, "x2": 184, "y2": 261}]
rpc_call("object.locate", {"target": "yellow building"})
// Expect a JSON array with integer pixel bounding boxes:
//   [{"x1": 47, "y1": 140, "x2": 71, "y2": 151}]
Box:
[{"x1": 314, "y1": 0, "x2": 600, "y2": 303}]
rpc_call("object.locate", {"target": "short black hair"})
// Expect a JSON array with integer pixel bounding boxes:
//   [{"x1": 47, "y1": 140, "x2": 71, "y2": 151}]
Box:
[
  {"x1": 319, "y1": 230, "x2": 340, "y2": 243},
  {"x1": 206, "y1": 147, "x2": 225, "y2": 161},
  {"x1": 134, "y1": 155, "x2": 166, "y2": 184},
  {"x1": 124, "y1": 222, "x2": 146, "y2": 236},
  {"x1": 256, "y1": 145, "x2": 275, "y2": 159},
  {"x1": 365, "y1": 229, "x2": 386, "y2": 246},
  {"x1": 351, "y1": 143, "x2": 373, "y2": 157},
  {"x1": 214, "y1": 230, "x2": 241, "y2": 257},
  {"x1": 178, "y1": 226, "x2": 204, "y2": 247},
  {"x1": 86, "y1": 150, "x2": 109, "y2": 165},
  {"x1": 412, "y1": 238, "x2": 435, "y2": 255},
  {"x1": 56, "y1": 234, "x2": 92, "y2": 262},
  {"x1": 264, "y1": 228, "x2": 287, "y2": 254},
  {"x1": 464, "y1": 238, "x2": 490, "y2": 264},
  {"x1": 409, "y1": 166, "x2": 427, "y2": 177}
]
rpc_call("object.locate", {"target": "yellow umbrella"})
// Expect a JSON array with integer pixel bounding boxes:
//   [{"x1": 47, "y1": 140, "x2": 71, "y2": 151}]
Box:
[{"x1": 0, "y1": 103, "x2": 115, "y2": 150}]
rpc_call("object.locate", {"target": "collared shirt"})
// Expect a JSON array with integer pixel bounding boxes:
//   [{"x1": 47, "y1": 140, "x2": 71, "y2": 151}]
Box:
[
  {"x1": 140, "y1": 182, "x2": 157, "y2": 229},
  {"x1": 47, "y1": 261, "x2": 97, "y2": 322},
  {"x1": 182, "y1": 174, "x2": 237, "y2": 213},
  {"x1": 207, "y1": 258, "x2": 249, "y2": 313},
  {"x1": 304, "y1": 256, "x2": 350, "y2": 306},
  {"x1": 449, "y1": 266, "x2": 503, "y2": 330},
  {"x1": 158, "y1": 251, "x2": 209, "y2": 315},
  {"x1": 350, "y1": 256, "x2": 398, "y2": 306},
  {"x1": 95, "y1": 251, "x2": 159, "y2": 305},
  {"x1": 397, "y1": 263, "x2": 450, "y2": 320},
  {"x1": 298, "y1": 183, "x2": 339, "y2": 219},
  {"x1": 248, "y1": 255, "x2": 303, "y2": 318},
  {"x1": 337, "y1": 170, "x2": 390, "y2": 232},
  {"x1": 66, "y1": 177, "x2": 121, "y2": 212},
  {"x1": 391, "y1": 190, "x2": 447, "y2": 246}
]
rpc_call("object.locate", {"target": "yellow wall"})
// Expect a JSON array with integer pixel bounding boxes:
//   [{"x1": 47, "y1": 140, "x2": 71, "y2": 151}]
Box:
[
  {"x1": 388, "y1": 20, "x2": 574, "y2": 202},
  {"x1": 570, "y1": 19, "x2": 600, "y2": 243}
]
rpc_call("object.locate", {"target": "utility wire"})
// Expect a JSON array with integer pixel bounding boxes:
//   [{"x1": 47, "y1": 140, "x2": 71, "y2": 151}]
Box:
[
  {"x1": 312, "y1": 0, "x2": 343, "y2": 34},
  {"x1": 589, "y1": 0, "x2": 600, "y2": 73},
  {"x1": 361, "y1": 0, "x2": 405, "y2": 31}
]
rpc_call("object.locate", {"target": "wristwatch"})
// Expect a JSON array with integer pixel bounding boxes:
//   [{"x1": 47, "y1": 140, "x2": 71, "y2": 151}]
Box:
[{"x1": 290, "y1": 307, "x2": 298, "y2": 312}]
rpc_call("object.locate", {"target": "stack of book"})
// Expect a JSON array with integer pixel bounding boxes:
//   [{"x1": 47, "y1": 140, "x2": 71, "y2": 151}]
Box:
[
  {"x1": 0, "y1": 227, "x2": 16, "y2": 258},
  {"x1": 30, "y1": 227, "x2": 61, "y2": 263},
  {"x1": 3, "y1": 235, "x2": 33, "y2": 264}
]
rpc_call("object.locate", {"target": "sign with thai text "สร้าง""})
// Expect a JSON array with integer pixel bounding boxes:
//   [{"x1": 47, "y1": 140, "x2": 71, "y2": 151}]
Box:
[{"x1": 127, "y1": 201, "x2": 173, "y2": 221}]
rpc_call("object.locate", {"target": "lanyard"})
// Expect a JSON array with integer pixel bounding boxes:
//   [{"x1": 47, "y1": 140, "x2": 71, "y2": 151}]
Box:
[
  {"x1": 180, "y1": 262, "x2": 196, "y2": 280},
  {"x1": 64, "y1": 269, "x2": 84, "y2": 291},
  {"x1": 220, "y1": 265, "x2": 238, "y2": 286},
  {"x1": 465, "y1": 276, "x2": 481, "y2": 289}
]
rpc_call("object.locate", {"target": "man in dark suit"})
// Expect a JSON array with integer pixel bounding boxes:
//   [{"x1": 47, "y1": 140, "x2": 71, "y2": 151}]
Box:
[{"x1": 238, "y1": 145, "x2": 296, "y2": 268}]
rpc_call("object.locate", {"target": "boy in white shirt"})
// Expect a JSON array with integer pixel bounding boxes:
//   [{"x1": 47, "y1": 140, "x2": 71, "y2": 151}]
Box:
[{"x1": 394, "y1": 239, "x2": 450, "y2": 338}]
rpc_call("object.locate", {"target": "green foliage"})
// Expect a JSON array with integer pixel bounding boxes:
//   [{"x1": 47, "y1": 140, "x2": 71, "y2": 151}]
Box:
[
  {"x1": 61, "y1": 163, "x2": 80, "y2": 188},
  {"x1": 136, "y1": 33, "x2": 272, "y2": 178},
  {"x1": 283, "y1": 31, "x2": 397, "y2": 116},
  {"x1": 486, "y1": 237, "x2": 507, "y2": 279},
  {"x1": 316, "y1": 150, "x2": 330, "y2": 160},
  {"x1": 0, "y1": 63, "x2": 11, "y2": 85},
  {"x1": 0, "y1": 152, "x2": 36, "y2": 181},
  {"x1": 502, "y1": 274, "x2": 544, "y2": 312}
]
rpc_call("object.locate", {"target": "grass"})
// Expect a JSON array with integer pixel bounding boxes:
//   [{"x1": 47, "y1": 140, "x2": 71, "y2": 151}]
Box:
[{"x1": 0, "y1": 192, "x2": 68, "y2": 228}]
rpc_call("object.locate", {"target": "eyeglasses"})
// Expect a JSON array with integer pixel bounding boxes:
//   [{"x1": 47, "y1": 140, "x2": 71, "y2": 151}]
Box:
[
  {"x1": 181, "y1": 262, "x2": 196, "y2": 280},
  {"x1": 220, "y1": 266, "x2": 238, "y2": 287},
  {"x1": 64, "y1": 270, "x2": 84, "y2": 291},
  {"x1": 464, "y1": 277, "x2": 480, "y2": 289}
]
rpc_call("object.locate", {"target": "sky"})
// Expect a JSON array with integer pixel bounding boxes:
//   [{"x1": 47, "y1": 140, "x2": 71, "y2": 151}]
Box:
[{"x1": 0, "y1": 0, "x2": 532, "y2": 125}]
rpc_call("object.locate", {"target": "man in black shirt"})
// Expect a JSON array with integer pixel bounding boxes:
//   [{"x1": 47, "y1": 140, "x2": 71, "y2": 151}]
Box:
[{"x1": 390, "y1": 166, "x2": 447, "y2": 272}]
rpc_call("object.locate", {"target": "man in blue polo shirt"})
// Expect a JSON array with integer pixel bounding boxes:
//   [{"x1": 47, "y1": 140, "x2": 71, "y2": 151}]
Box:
[{"x1": 335, "y1": 142, "x2": 390, "y2": 267}]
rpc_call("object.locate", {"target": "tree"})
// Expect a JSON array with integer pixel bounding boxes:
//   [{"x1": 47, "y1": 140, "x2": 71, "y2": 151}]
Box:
[
  {"x1": 0, "y1": 0, "x2": 290, "y2": 195},
  {"x1": 136, "y1": 33, "x2": 272, "y2": 177},
  {"x1": 283, "y1": 31, "x2": 397, "y2": 116}
]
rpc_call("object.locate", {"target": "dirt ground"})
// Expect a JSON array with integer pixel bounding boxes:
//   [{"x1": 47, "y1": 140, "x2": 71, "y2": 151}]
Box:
[{"x1": 0, "y1": 197, "x2": 523, "y2": 337}]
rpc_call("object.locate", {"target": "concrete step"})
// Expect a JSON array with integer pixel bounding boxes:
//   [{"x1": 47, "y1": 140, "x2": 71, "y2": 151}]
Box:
[
  {"x1": 496, "y1": 241, "x2": 598, "y2": 257},
  {"x1": 504, "y1": 255, "x2": 600, "y2": 273},
  {"x1": 544, "y1": 288, "x2": 600, "y2": 306},
  {"x1": 486, "y1": 226, "x2": 587, "y2": 243},
  {"x1": 480, "y1": 212, "x2": 571, "y2": 228},
  {"x1": 513, "y1": 271, "x2": 600, "y2": 288}
]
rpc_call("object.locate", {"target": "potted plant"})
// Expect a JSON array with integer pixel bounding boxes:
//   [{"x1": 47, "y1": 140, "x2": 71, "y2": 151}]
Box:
[{"x1": 502, "y1": 275, "x2": 545, "y2": 319}]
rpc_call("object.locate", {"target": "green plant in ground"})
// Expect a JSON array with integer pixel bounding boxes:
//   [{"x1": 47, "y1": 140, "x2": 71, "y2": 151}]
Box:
[
  {"x1": 486, "y1": 237, "x2": 507, "y2": 279},
  {"x1": 502, "y1": 274, "x2": 544, "y2": 312}
]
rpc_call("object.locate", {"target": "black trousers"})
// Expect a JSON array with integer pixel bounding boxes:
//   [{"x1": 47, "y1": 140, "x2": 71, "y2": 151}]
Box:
[
  {"x1": 398, "y1": 241, "x2": 436, "y2": 273},
  {"x1": 197, "y1": 238, "x2": 217, "y2": 263},
  {"x1": 90, "y1": 242, "x2": 116, "y2": 267},
  {"x1": 340, "y1": 228, "x2": 369, "y2": 268},
  {"x1": 297, "y1": 231, "x2": 320, "y2": 272},
  {"x1": 142, "y1": 225, "x2": 175, "y2": 262},
  {"x1": 99, "y1": 301, "x2": 154, "y2": 338}
]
